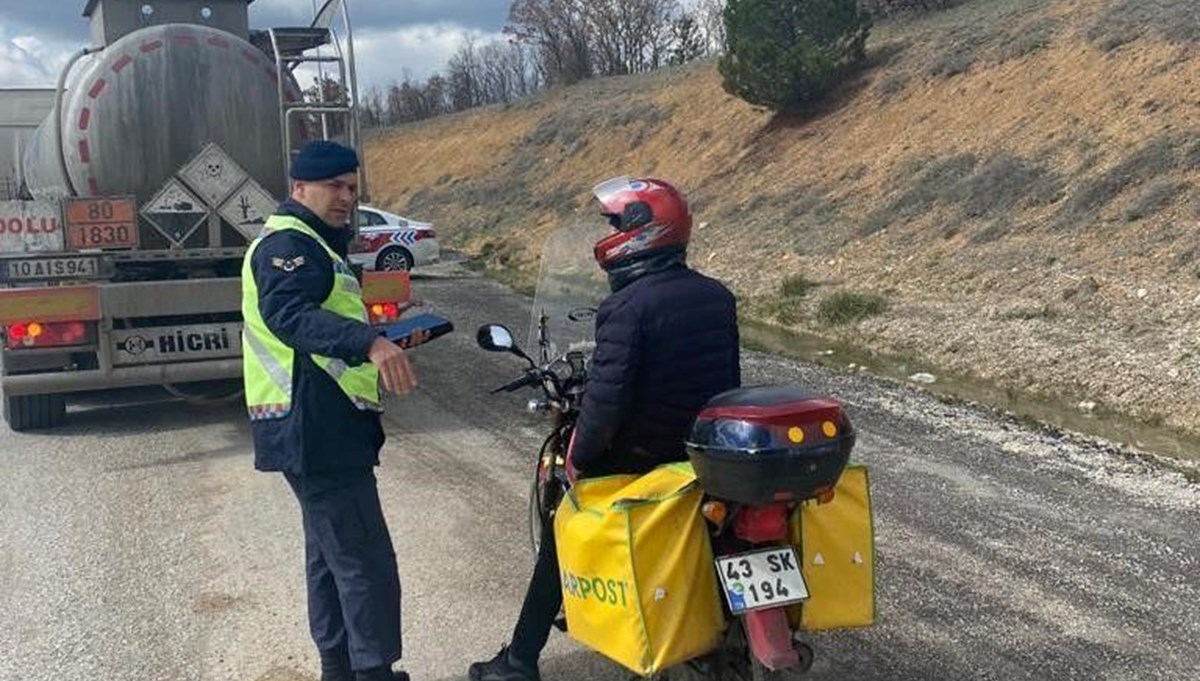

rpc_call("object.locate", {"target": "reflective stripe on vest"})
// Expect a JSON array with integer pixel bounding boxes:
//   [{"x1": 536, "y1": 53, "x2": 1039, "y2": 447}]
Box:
[{"x1": 241, "y1": 214, "x2": 382, "y2": 420}]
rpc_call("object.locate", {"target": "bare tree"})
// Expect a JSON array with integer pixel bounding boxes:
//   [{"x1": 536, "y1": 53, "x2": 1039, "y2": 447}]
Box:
[
  {"x1": 669, "y1": 13, "x2": 707, "y2": 65},
  {"x1": 694, "y1": 0, "x2": 727, "y2": 54},
  {"x1": 376, "y1": 0, "x2": 714, "y2": 125},
  {"x1": 447, "y1": 36, "x2": 483, "y2": 111},
  {"x1": 387, "y1": 75, "x2": 445, "y2": 123},
  {"x1": 502, "y1": 41, "x2": 543, "y2": 98},
  {"x1": 423, "y1": 75, "x2": 450, "y2": 117},
  {"x1": 506, "y1": 0, "x2": 594, "y2": 85},
  {"x1": 478, "y1": 41, "x2": 532, "y2": 104},
  {"x1": 305, "y1": 75, "x2": 348, "y2": 137},
  {"x1": 587, "y1": 0, "x2": 680, "y2": 75},
  {"x1": 361, "y1": 85, "x2": 386, "y2": 127}
]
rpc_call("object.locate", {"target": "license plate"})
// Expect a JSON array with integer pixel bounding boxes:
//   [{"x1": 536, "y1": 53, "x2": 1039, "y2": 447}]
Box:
[
  {"x1": 112, "y1": 323, "x2": 242, "y2": 366},
  {"x1": 716, "y1": 547, "x2": 809, "y2": 614},
  {"x1": 3, "y1": 256, "x2": 101, "y2": 281}
]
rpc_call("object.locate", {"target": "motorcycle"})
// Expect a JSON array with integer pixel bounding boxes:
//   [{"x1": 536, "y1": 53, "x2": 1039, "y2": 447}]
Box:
[{"x1": 476, "y1": 223, "x2": 857, "y2": 680}]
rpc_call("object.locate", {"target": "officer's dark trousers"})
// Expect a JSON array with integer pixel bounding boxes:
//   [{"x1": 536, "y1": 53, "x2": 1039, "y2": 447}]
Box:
[
  {"x1": 284, "y1": 469, "x2": 402, "y2": 672},
  {"x1": 508, "y1": 521, "x2": 562, "y2": 667}
]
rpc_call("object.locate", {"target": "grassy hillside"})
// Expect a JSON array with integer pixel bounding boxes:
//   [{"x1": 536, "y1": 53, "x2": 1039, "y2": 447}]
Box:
[{"x1": 364, "y1": 0, "x2": 1200, "y2": 453}]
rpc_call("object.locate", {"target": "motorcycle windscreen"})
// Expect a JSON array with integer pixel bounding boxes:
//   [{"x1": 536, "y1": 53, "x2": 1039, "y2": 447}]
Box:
[
  {"x1": 528, "y1": 220, "x2": 610, "y2": 363},
  {"x1": 554, "y1": 462, "x2": 724, "y2": 675},
  {"x1": 788, "y1": 465, "x2": 876, "y2": 630}
]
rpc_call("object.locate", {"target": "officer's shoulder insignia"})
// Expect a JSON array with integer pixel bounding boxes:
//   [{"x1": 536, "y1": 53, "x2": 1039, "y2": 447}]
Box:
[{"x1": 271, "y1": 255, "x2": 307, "y2": 272}]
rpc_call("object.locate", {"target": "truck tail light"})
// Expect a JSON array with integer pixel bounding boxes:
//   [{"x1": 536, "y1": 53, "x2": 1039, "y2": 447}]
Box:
[
  {"x1": 5, "y1": 321, "x2": 89, "y2": 349},
  {"x1": 368, "y1": 302, "x2": 402, "y2": 325}
]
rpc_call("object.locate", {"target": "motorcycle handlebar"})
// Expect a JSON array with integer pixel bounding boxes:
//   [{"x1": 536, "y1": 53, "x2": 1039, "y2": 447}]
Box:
[
  {"x1": 490, "y1": 368, "x2": 567, "y2": 398},
  {"x1": 491, "y1": 372, "x2": 540, "y2": 394}
]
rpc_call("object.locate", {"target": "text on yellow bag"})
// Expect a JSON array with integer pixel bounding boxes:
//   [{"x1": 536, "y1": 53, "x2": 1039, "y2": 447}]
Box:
[{"x1": 554, "y1": 462, "x2": 724, "y2": 676}]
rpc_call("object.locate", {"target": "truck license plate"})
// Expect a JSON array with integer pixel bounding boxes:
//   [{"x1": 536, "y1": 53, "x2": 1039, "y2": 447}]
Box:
[
  {"x1": 3, "y1": 256, "x2": 101, "y2": 281},
  {"x1": 112, "y1": 323, "x2": 242, "y2": 365},
  {"x1": 716, "y1": 547, "x2": 809, "y2": 614}
]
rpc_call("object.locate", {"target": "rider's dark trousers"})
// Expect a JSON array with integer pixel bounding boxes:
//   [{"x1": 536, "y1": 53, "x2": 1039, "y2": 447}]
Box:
[
  {"x1": 285, "y1": 469, "x2": 402, "y2": 672},
  {"x1": 509, "y1": 521, "x2": 563, "y2": 667}
]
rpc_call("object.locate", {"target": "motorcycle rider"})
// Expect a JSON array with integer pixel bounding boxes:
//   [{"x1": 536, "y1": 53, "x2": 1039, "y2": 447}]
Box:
[{"x1": 468, "y1": 177, "x2": 742, "y2": 681}]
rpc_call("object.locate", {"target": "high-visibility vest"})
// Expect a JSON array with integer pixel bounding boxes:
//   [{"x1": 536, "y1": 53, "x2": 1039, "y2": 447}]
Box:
[{"x1": 241, "y1": 214, "x2": 381, "y2": 420}]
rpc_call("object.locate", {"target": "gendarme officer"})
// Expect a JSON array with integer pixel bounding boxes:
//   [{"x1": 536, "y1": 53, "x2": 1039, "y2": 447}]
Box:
[{"x1": 241, "y1": 140, "x2": 415, "y2": 681}]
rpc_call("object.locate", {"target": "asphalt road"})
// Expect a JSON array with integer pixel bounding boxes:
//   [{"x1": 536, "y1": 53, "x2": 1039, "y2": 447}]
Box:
[{"x1": 1, "y1": 259, "x2": 1197, "y2": 681}]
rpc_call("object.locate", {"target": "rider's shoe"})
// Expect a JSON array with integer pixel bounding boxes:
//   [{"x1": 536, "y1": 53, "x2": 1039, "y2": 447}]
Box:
[{"x1": 468, "y1": 645, "x2": 541, "y2": 681}]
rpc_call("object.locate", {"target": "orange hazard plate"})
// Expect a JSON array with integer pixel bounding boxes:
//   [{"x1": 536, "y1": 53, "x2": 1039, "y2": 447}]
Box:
[
  {"x1": 65, "y1": 197, "x2": 139, "y2": 250},
  {"x1": 0, "y1": 285, "x2": 101, "y2": 324},
  {"x1": 362, "y1": 270, "x2": 411, "y2": 304}
]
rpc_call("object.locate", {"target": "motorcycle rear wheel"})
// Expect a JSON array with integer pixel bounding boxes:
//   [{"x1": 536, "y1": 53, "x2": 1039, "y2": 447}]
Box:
[{"x1": 670, "y1": 620, "x2": 813, "y2": 681}]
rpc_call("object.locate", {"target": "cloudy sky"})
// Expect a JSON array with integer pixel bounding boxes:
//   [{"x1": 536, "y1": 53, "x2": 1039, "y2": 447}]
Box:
[{"x1": 0, "y1": 0, "x2": 513, "y2": 92}]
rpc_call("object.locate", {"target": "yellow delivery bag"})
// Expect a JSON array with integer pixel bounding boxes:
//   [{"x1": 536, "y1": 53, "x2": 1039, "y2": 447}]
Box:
[
  {"x1": 788, "y1": 465, "x2": 876, "y2": 631},
  {"x1": 554, "y1": 462, "x2": 724, "y2": 676}
]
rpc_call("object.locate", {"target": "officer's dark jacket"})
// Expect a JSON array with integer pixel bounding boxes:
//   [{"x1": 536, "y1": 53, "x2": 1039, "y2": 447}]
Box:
[
  {"x1": 249, "y1": 198, "x2": 383, "y2": 475},
  {"x1": 571, "y1": 263, "x2": 741, "y2": 476}
]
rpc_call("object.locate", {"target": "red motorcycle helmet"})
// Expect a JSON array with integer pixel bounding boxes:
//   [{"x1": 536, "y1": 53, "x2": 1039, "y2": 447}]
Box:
[{"x1": 592, "y1": 176, "x2": 692, "y2": 271}]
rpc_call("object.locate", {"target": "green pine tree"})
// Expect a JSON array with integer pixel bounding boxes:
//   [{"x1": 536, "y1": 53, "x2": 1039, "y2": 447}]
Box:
[{"x1": 718, "y1": 0, "x2": 872, "y2": 111}]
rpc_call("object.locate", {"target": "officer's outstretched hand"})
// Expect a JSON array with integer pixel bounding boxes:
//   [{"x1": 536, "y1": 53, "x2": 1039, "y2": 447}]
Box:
[{"x1": 368, "y1": 336, "x2": 418, "y2": 395}]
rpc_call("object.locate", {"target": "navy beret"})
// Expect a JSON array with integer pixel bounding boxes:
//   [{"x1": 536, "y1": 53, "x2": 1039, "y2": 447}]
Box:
[{"x1": 290, "y1": 140, "x2": 359, "y2": 181}]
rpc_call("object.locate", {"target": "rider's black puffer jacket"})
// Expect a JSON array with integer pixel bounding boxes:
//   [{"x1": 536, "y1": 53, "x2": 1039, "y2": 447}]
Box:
[{"x1": 570, "y1": 261, "x2": 741, "y2": 476}]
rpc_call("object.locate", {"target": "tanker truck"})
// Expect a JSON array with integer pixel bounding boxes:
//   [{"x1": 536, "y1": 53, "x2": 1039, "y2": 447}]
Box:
[{"x1": 0, "y1": 0, "x2": 409, "y2": 431}]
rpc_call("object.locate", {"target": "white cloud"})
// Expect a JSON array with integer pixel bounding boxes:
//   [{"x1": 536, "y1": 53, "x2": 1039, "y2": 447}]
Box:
[
  {"x1": 250, "y1": 0, "x2": 316, "y2": 25},
  {"x1": 294, "y1": 23, "x2": 504, "y2": 94},
  {"x1": 0, "y1": 37, "x2": 53, "y2": 87},
  {"x1": 0, "y1": 0, "x2": 512, "y2": 88},
  {"x1": 356, "y1": 23, "x2": 502, "y2": 87},
  {"x1": 0, "y1": 16, "x2": 496, "y2": 94},
  {"x1": 0, "y1": 32, "x2": 84, "y2": 88}
]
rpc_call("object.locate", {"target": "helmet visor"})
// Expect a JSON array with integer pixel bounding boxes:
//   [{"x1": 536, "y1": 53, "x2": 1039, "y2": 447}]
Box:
[
  {"x1": 593, "y1": 176, "x2": 651, "y2": 231},
  {"x1": 592, "y1": 176, "x2": 635, "y2": 207}
]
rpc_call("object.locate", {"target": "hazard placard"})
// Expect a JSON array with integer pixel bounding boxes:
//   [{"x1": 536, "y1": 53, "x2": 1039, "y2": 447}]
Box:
[
  {"x1": 218, "y1": 178, "x2": 278, "y2": 240},
  {"x1": 140, "y1": 179, "x2": 209, "y2": 246},
  {"x1": 65, "y1": 196, "x2": 139, "y2": 250},
  {"x1": 179, "y1": 143, "x2": 248, "y2": 207}
]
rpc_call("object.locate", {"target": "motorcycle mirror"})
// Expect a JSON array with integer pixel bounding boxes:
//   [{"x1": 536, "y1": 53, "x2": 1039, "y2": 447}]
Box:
[
  {"x1": 477, "y1": 324, "x2": 514, "y2": 351},
  {"x1": 476, "y1": 324, "x2": 535, "y2": 365}
]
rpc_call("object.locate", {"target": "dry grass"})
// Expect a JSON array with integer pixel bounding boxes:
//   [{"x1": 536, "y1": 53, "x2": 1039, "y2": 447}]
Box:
[
  {"x1": 361, "y1": 0, "x2": 1200, "y2": 435},
  {"x1": 363, "y1": 0, "x2": 1200, "y2": 301}
]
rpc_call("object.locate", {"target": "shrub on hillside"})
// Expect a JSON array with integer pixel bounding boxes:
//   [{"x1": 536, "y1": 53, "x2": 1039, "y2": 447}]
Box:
[
  {"x1": 718, "y1": 0, "x2": 872, "y2": 111},
  {"x1": 781, "y1": 274, "x2": 818, "y2": 297},
  {"x1": 1182, "y1": 139, "x2": 1200, "y2": 170},
  {"x1": 861, "y1": 152, "x2": 1063, "y2": 236},
  {"x1": 1124, "y1": 180, "x2": 1188, "y2": 222},
  {"x1": 818, "y1": 291, "x2": 889, "y2": 325},
  {"x1": 1063, "y1": 136, "x2": 1178, "y2": 220}
]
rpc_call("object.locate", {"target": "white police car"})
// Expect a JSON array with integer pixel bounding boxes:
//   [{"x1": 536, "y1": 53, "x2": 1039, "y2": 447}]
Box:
[{"x1": 349, "y1": 205, "x2": 441, "y2": 272}]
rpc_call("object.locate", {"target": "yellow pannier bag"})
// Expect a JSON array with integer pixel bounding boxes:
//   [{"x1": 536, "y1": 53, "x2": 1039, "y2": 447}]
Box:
[
  {"x1": 787, "y1": 465, "x2": 876, "y2": 631},
  {"x1": 554, "y1": 462, "x2": 725, "y2": 676}
]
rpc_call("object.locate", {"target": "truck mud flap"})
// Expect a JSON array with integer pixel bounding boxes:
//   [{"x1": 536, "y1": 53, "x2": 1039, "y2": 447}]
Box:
[{"x1": 3, "y1": 392, "x2": 66, "y2": 432}]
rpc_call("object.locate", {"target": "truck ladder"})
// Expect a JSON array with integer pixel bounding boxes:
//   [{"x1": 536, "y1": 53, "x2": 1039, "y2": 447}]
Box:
[{"x1": 264, "y1": 20, "x2": 368, "y2": 200}]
